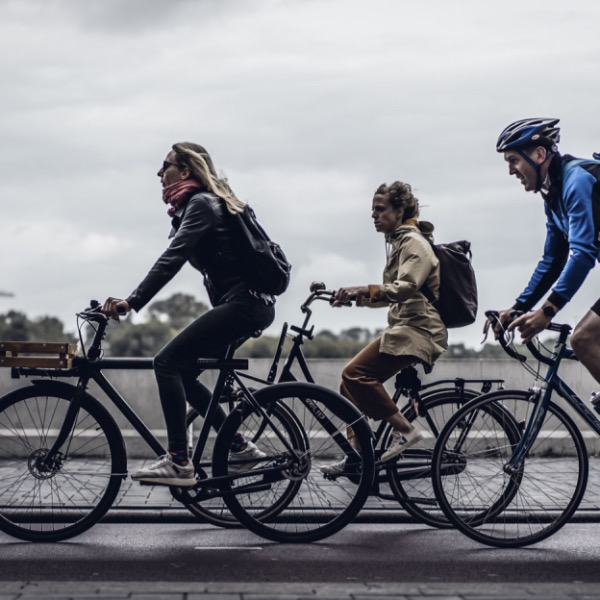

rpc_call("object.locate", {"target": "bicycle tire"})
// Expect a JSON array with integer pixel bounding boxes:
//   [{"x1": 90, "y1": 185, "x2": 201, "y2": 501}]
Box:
[
  {"x1": 0, "y1": 381, "x2": 126, "y2": 542},
  {"x1": 213, "y1": 382, "x2": 375, "y2": 543},
  {"x1": 385, "y1": 387, "x2": 481, "y2": 528},
  {"x1": 432, "y1": 390, "x2": 588, "y2": 548},
  {"x1": 178, "y1": 401, "x2": 305, "y2": 528}
]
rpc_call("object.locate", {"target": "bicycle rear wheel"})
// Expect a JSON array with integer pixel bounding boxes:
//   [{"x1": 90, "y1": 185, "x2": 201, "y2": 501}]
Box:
[
  {"x1": 175, "y1": 406, "x2": 237, "y2": 528},
  {"x1": 386, "y1": 388, "x2": 480, "y2": 528},
  {"x1": 0, "y1": 382, "x2": 126, "y2": 542},
  {"x1": 179, "y1": 401, "x2": 303, "y2": 528},
  {"x1": 432, "y1": 390, "x2": 588, "y2": 548},
  {"x1": 213, "y1": 382, "x2": 375, "y2": 543}
]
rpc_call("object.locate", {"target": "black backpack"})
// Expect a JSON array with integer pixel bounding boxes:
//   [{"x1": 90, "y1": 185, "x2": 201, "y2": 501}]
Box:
[
  {"x1": 233, "y1": 204, "x2": 292, "y2": 296},
  {"x1": 422, "y1": 240, "x2": 478, "y2": 329}
]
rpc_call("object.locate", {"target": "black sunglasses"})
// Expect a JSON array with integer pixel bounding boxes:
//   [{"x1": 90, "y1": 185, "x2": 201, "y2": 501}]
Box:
[{"x1": 161, "y1": 160, "x2": 179, "y2": 172}]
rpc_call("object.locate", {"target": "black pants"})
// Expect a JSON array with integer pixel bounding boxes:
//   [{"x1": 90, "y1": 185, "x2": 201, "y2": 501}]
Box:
[{"x1": 153, "y1": 294, "x2": 275, "y2": 450}]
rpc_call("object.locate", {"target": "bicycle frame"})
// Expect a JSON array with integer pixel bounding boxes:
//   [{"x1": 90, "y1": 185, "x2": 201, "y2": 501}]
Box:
[
  {"x1": 244, "y1": 289, "x2": 506, "y2": 465},
  {"x1": 489, "y1": 316, "x2": 600, "y2": 473},
  {"x1": 266, "y1": 284, "x2": 335, "y2": 385},
  {"x1": 12, "y1": 352, "x2": 250, "y2": 479},
  {"x1": 10, "y1": 302, "x2": 365, "y2": 492},
  {"x1": 234, "y1": 289, "x2": 506, "y2": 510}
]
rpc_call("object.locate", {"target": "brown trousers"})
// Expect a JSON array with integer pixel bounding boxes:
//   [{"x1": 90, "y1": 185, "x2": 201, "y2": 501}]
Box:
[{"x1": 340, "y1": 338, "x2": 416, "y2": 421}]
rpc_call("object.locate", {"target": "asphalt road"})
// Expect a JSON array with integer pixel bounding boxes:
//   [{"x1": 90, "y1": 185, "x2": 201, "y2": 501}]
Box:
[{"x1": 1, "y1": 522, "x2": 600, "y2": 585}]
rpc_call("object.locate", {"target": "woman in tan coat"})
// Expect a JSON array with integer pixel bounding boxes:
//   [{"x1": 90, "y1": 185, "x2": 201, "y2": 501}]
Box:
[{"x1": 322, "y1": 181, "x2": 448, "y2": 474}]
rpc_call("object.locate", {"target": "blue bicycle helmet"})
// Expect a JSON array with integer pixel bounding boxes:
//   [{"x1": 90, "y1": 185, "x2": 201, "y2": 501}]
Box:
[
  {"x1": 496, "y1": 118, "x2": 560, "y2": 153},
  {"x1": 497, "y1": 118, "x2": 560, "y2": 192}
]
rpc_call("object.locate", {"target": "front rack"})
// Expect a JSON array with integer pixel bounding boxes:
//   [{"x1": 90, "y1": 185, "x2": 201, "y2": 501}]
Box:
[{"x1": 0, "y1": 341, "x2": 78, "y2": 369}]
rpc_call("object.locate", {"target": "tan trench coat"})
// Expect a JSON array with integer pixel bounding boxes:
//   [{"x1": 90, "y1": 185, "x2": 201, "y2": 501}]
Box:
[{"x1": 359, "y1": 222, "x2": 448, "y2": 368}]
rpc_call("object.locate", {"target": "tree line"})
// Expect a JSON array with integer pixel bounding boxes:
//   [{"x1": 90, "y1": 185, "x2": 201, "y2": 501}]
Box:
[{"x1": 0, "y1": 292, "x2": 517, "y2": 359}]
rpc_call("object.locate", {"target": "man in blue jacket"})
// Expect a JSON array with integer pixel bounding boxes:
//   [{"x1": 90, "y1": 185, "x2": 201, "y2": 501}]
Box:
[{"x1": 495, "y1": 118, "x2": 600, "y2": 387}]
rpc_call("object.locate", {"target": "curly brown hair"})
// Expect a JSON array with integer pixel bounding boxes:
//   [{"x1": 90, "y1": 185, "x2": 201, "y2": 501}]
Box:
[{"x1": 375, "y1": 181, "x2": 419, "y2": 222}]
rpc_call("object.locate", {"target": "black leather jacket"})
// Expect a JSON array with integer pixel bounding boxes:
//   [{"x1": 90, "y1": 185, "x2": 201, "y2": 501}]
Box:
[{"x1": 127, "y1": 192, "x2": 250, "y2": 311}]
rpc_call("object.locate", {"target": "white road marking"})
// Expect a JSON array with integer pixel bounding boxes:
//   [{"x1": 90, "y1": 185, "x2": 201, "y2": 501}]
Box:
[{"x1": 194, "y1": 546, "x2": 263, "y2": 551}]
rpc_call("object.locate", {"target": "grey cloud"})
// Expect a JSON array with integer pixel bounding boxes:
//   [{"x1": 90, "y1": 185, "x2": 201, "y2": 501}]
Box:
[
  {"x1": 22, "y1": 0, "x2": 256, "y2": 34},
  {"x1": 2, "y1": 0, "x2": 600, "y2": 346}
]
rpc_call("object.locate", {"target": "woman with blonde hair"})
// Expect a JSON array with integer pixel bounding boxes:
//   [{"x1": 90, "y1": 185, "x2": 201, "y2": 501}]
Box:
[{"x1": 103, "y1": 142, "x2": 275, "y2": 486}]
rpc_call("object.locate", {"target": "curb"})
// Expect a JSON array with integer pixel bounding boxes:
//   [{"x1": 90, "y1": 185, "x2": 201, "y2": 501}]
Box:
[{"x1": 101, "y1": 506, "x2": 600, "y2": 524}]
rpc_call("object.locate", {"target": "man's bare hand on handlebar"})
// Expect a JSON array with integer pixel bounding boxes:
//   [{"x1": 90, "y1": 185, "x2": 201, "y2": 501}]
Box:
[
  {"x1": 508, "y1": 308, "x2": 553, "y2": 343},
  {"x1": 331, "y1": 286, "x2": 369, "y2": 307},
  {"x1": 101, "y1": 297, "x2": 130, "y2": 320}
]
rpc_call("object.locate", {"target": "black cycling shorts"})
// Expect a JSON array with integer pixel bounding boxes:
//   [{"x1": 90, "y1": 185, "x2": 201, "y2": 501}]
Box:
[{"x1": 591, "y1": 298, "x2": 600, "y2": 317}]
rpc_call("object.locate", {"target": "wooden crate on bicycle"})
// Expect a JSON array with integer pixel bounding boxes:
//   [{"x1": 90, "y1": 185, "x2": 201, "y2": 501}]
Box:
[{"x1": 0, "y1": 341, "x2": 78, "y2": 368}]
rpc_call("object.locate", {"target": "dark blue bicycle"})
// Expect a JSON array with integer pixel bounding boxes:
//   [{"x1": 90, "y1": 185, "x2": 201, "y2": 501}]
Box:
[{"x1": 432, "y1": 311, "x2": 592, "y2": 548}]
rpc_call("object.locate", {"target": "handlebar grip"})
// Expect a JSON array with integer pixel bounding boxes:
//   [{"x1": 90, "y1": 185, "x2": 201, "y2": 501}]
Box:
[
  {"x1": 329, "y1": 297, "x2": 353, "y2": 307},
  {"x1": 485, "y1": 310, "x2": 528, "y2": 362},
  {"x1": 116, "y1": 304, "x2": 128, "y2": 316}
]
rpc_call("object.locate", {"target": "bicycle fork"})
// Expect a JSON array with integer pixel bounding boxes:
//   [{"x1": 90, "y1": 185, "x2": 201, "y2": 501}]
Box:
[
  {"x1": 504, "y1": 385, "x2": 548, "y2": 475},
  {"x1": 38, "y1": 377, "x2": 90, "y2": 474}
]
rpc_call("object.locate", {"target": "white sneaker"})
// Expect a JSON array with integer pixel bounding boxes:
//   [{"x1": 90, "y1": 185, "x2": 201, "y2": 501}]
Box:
[
  {"x1": 228, "y1": 441, "x2": 267, "y2": 473},
  {"x1": 380, "y1": 427, "x2": 423, "y2": 462},
  {"x1": 131, "y1": 454, "x2": 196, "y2": 487},
  {"x1": 319, "y1": 458, "x2": 347, "y2": 476}
]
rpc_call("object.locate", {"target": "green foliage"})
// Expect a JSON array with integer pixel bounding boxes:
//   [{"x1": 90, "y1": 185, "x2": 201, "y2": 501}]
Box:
[
  {"x1": 301, "y1": 335, "x2": 365, "y2": 359},
  {"x1": 240, "y1": 329, "x2": 529, "y2": 360},
  {"x1": 0, "y1": 293, "x2": 535, "y2": 361},
  {"x1": 103, "y1": 293, "x2": 209, "y2": 357},
  {"x1": 239, "y1": 335, "x2": 279, "y2": 358},
  {"x1": 441, "y1": 340, "x2": 536, "y2": 361},
  {"x1": 105, "y1": 317, "x2": 173, "y2": 357},
  {"x1": 147, "y1": 293, "x2": 209, "y2": 331},
  {"x1": 0, "y1": 310, "x2": 76, "y2": 343},
  {"x1": 239, "y1": 328, "x2": 377, "y2": 359}
]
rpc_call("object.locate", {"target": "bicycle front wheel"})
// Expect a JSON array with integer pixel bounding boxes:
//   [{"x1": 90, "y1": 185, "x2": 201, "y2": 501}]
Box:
[
  {"x1": 213, "y1": 382, "x2": 375, "y2": 543},
  {"x1": 0, "y1": 382, "x2": 126, "y2": 542},
  {"x1": 432, "y1": 390, "x2": 588, "y2": 548}
]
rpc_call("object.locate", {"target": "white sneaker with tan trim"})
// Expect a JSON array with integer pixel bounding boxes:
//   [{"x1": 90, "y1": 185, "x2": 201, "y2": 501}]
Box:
[
  {"x1": 131, "y1": 454, "x2": 196, "y2": 486},
  {"x1": 380, "y1": 427, "x2": 423, "y2": 462}
]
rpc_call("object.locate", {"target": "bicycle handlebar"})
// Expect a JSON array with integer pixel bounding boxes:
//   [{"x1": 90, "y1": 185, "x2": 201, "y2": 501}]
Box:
[
  {"x1": 485, "y1": 310, "x2": 575, "y2": 366},
  {"x1": 78, "y1": 301, "x2": 109, "y2": 323},
  {"x1": 300, "y1": 281, "x2": 337, "y2": 313},
  {"x1": 79, "y1": 299, "x2": 129, "y2": 322}
]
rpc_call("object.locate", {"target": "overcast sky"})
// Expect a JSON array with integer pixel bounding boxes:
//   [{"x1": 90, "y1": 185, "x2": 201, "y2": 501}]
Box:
[{"x1": 1, "y1": 0, "x2": 600, "y2": 349}]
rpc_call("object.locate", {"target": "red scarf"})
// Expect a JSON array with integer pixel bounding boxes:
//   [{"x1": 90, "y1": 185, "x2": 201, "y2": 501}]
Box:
[{"x1": 162, "y1": 179, "x2": 204, "y2": 217}]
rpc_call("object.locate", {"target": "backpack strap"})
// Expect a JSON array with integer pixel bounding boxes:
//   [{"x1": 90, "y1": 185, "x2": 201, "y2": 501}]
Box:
[
  {"x1": 421, "y1": 283, "x2": 437, "y2": 305},
  {"x1": 410, "y1": 231, "x2": 438, "y2": 305}
]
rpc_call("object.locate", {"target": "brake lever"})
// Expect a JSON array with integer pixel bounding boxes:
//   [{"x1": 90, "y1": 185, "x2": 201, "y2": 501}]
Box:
[{"x1": 481, "y1": 310, "x2": 500, "y2": 344}]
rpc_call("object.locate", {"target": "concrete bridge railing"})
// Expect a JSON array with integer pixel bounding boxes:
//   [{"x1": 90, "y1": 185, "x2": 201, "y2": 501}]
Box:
[{"x1": 1, "y1": 358, "x2": 598, "y2": 457}]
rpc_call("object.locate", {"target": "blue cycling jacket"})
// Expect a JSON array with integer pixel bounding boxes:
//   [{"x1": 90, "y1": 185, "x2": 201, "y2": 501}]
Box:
[{"x1": 514, "y1": 153, "x2": 600, "y2": 312}]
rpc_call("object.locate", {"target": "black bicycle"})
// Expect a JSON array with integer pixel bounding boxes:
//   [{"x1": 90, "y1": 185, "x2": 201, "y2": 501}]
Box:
[
  {"x1": 431, "y1": 311, "x2": 592, "y2": 548},
  {"x1": 0, "y1": 302, "x2": 375, "y2": 543},
  {"x1": 185, "y1": 283, "x2": 505, "y2": 529}
]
